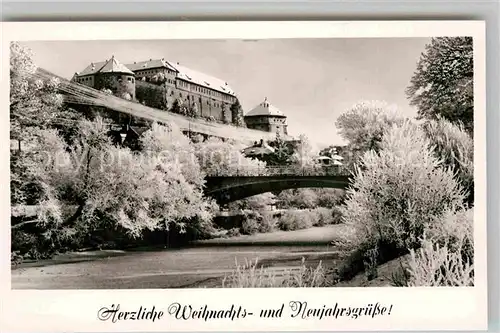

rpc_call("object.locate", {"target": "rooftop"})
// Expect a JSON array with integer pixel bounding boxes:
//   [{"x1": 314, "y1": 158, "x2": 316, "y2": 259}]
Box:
[
  {"x1": 76, "y1": 56, "x2": 134, "y2": 76},
  {"x1": 99, "y1": 56, "x2": 134, "y2": 75},
  {"x1": 75, "y1": 56, "x2": 237, "y2": 97},
  {"x1": 76, "y1": 61, "x2": 106, "y2": 76},
  {"x1": 245, "y1": 98, "x2": 286, "y2": 117},
  {"x1": 170, "y1": 61, "x2": 236, "y2": 96},
  {"x1": 127, "y1": 58, "x2": 237, "y2": 96},
  {"x1": 126, "y1": 58, "x2": 177, "y2": 73}
]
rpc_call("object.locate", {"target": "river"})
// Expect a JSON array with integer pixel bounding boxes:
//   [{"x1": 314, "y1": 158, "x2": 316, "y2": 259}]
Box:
[{"x1": 11, "y1": 225, "x2": 347, "y2": 289}]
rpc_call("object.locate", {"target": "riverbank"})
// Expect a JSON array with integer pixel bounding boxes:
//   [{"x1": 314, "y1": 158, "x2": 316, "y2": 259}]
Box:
[
  {"x1": 11, "y1": 225, "x2": 407, "y2": 289},
  {"x1": 11, "y1": 226, "x2": 343, "y2": 288}
]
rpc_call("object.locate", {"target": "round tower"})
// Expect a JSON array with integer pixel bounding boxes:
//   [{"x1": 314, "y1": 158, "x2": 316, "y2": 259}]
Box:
[
  {"x1": 244, "y1": 97, "x2": 288, "y2": 136},
  {"x1": 94, "y1": 56, "x2": 136, "y2": 100}
]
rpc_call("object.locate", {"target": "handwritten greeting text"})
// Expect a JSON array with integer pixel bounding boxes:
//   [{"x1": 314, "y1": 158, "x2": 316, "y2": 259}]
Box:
[{"x1": 96, "y1": 301, "x2": 393, "y2": 323}]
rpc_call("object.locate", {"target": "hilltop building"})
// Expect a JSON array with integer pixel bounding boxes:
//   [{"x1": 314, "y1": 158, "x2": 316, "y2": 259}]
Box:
[
  {"x1": 244, "y1": 98, "x2": 288, "y2": 136},
  {"x1": 127, "y1": 58, "x2": 238, "y2": 122},
  {"x1": 72, "y1": 56, "x2": 136, "y2": 100},
  {"x1": 72, "y1": 57, "x2": 288, "y2": 135}
]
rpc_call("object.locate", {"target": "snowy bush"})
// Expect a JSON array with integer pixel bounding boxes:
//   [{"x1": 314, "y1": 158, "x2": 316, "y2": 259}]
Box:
[
  {"x1": 407, "y1": 207, "x2": 474, "y2": 286},
  {"x1": 341, "y1": 120, "x2": 466, "y2": 251},
  {"x1": 422, "y1": 117, "x2": 474, "y2": 205}
]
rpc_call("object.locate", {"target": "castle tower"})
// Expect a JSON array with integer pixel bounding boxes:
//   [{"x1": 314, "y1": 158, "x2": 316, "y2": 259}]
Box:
[
  {"x1": 244, "y1": 97, "x2": 288, "y2": 136},
  {"x1": 94, "y1": 56, "x2": 136, "y2": 100}
]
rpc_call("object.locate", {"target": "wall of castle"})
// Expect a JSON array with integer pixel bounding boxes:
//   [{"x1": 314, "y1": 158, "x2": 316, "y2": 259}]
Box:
[
  {"x1": 268, "y1": 116, "x2": 288, "y2": 135},
  {"x1": 135, "y1": 80, "x2": 233, "y2": 123},
  {"x1": 246, "y1": 123, "x2": 271, "y2": 132},
  {"x1": 245, "y1": 116, "x2": 288, "y2": 135},
  {"x1": 75, "y1": 74, "x2": 95, "y2": 88},
  {"x1": 94, "y1": 73, "x2": 136, "y2": 100},
  {"x1": 134, "y1": 67, "x2": 177, "y2": 87}
]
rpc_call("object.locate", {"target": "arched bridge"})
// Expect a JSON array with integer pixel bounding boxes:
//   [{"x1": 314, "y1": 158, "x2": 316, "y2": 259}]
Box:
[{"x1": 204, "y1": 166, "x2": 352, "y2": 205}]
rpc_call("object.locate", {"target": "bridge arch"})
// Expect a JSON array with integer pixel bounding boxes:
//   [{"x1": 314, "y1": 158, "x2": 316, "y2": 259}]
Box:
[{"x1": 204, "y1": 175, "x2": 351, "y2": 205}]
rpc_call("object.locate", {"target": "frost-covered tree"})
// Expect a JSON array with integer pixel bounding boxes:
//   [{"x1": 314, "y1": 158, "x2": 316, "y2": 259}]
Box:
[
  {"x1": 188, "y1": 102, "x2": 200, "y2": 118},
  {"x1": 341, "y1": 120, "x2": 466, "y2": 251},
  {"x1": 406, "y1": 37, "x2": 474, "y2": 133},
  {"x1": 10, "y1": 42, "x2": 63, "y2": 149},
  {"x1": 335, "y1": 100, "x2": 406, "y2": 169},
  {"x1": 194, "y1": 137, "x2": 266, "y2": 176},
  {"x1": 289, "y1": 134, "x2": 319, "y2": 170},
  {"x1": 422, "y1": 117, "x2": 474, "y2": 206}
]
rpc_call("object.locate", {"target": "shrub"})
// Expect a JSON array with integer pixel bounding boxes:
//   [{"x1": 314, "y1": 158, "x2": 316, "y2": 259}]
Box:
[
  {"x1": 406, "y1": 207, "x2": 474, "y2": 286},
  {"x1": 11, "y1": 230, "x2": 38, "y2": 254},
  {"x1": 330, "y1": 206, "x2": 344, "y2": 225},
  {"x1": 333, "y1": 237, "x2": 405, "y2": 282},
  {"x1": 335, "y1": 120, "x2": 467, "y2": 282},
  {"x1": 312, "y1": 207, "x2": 332, "y2": 226},
  {"x1": 278, "y1": 210, "x2": 314, "y2": 231},
  {"x1": 422, "y1": 117, "x2": 474, "y2": 206},
  {"x1": 311, "y1": 206, "x2": 344, "y2": 226},
  {"x1": 226, "y1": 228, "x2": 241, "y2": 238},
  {"x1": 315, "y1": 188, "x2": 346, "y2": 208},
  {"x1": 341, "y1": 120, "x2": 466, "y2": 252},
  {"x1": 11, "y1": 251, "x2": 23, "y2": 266},
  {"x1": 222, "y1": 258, "x2": 330, "y2": 288},
  {"x1": 277, "y1": 189, "x2": 317, "y2": 209},
  {"x1": 258, "y1": 212, "x2": 278, "y2": 233},
  {"x1": 241, "y1": 212, "x2": 260, "y2": 235}
]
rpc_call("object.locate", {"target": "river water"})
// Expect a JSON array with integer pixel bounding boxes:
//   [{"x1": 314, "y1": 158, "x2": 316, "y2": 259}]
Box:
[{"x1": 12, "y1": 226, "x2": 345, "y2": 289}]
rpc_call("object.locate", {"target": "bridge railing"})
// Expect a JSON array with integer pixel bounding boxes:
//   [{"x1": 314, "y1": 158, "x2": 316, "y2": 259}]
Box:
[{"x1": 206, "y1": 165, "x2": 352, "y2": 177}]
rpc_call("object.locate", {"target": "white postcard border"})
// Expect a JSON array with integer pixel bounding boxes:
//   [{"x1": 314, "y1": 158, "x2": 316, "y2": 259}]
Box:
[{"x1": 0, "y1": 21, "x2": 488, "y2": 332}]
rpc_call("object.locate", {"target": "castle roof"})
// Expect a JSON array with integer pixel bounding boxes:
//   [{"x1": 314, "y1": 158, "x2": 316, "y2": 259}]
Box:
[
  {"x1": 76, "y1": 56, "x2": 134, "y2": 76},
  {"x1": 76, "y1": 56, "x2": 237, "y2": 97},
  {"x1": 170, "y1": 62, "x2": 236, "y2": 97},
  {"x1": 127, "y1": 58, "x2": 236, "y2": 96},
  {"x1": 99, "y1": 56, "x2": 134, "y2": 75},
  {"x1": 126, "y1": 58, "x2": 178, "y2": 72},
  {"x1": 77, "y1": 61, "x2": 106, "y2": 76},
  {"x1": 245, "y1": 98, "x2": 286, "y2": 118}
]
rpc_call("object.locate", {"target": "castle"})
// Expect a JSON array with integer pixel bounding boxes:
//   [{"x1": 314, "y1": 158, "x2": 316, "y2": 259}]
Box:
[{"x1": 72, "y1": 56, "x2": 288, "y2": 136}]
